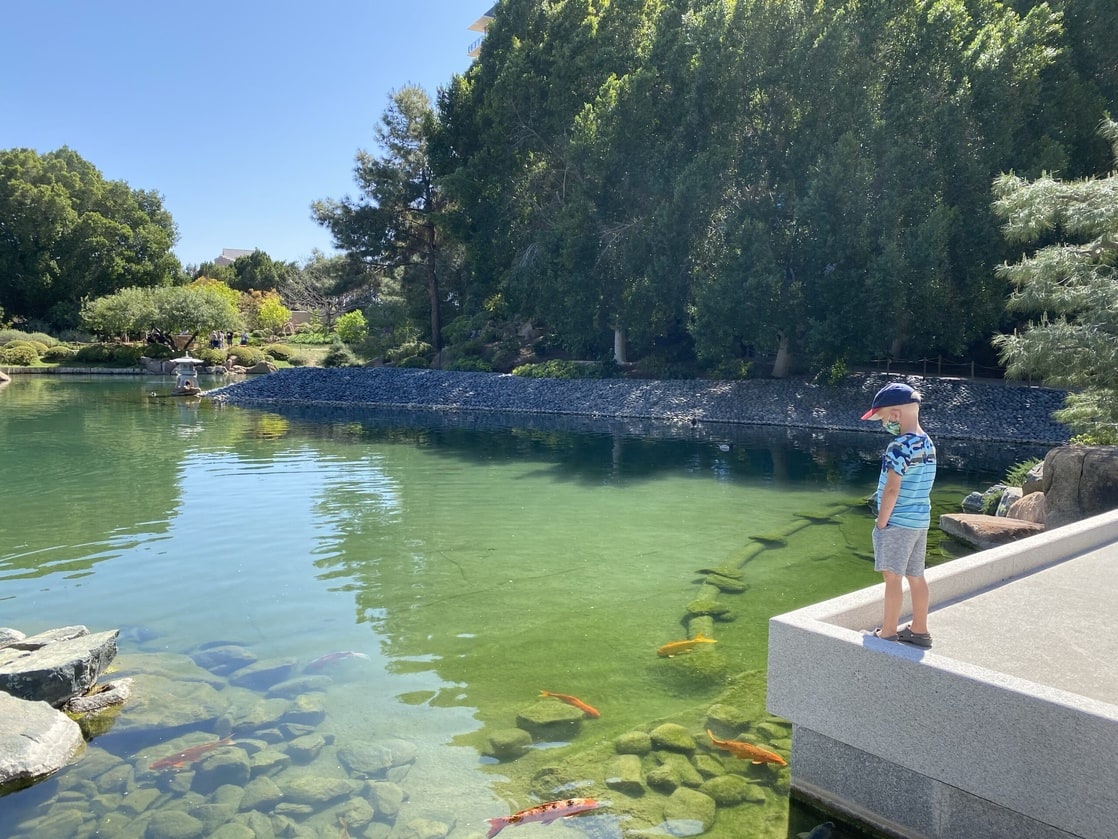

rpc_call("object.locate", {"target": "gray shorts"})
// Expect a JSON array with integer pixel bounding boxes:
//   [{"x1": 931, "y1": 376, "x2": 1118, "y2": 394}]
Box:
[{"x1": 872, "y1": 525, "x2": 928, "y2": 577}]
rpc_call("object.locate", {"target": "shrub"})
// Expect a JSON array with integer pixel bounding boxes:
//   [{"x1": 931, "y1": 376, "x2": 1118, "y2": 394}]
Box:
[
  {"x1": 4, "y1": 340, "x2": 44, "y2": 358},
  {"x1": 385, "y1": 340, "x2": 432, "y2": 364},
  {"x1": 322, "y1": 344, "x2": 360, "y2": 367},
  {"x1": 512, "y1": 359, "x2": 608, "y2": 379},
  {"x1": 446, "y1": 356, "x2": 494, "y2": 373},
  {"x1": 0, "y1": 329, "x2": 33, "y2": 346},
  {"x1": 262, "y1": 343, "x2": 295, "y2": 361},
  {"x1": 228, "y1": 346, "x2": 266, "y2": 367},
  {"x1": 141, "y1": 343, "x2": 175, "y2": 360},
  {"x1": 287, "y1": 353, "x2": 309, "y2": 367},
  {"x1": 194, "y1": 347, "x2": 229, "y2": 366},
  {"x1": 27, "y1": 332, "x2": 59, "y2": 348},
  {"x1": 0, "y1": 344, "x2": 38, "y2": 365},
  {"x1": 108, "y1": 344, "x2": 145, "y2": 365},
  {"x1": 42, "y1": 344, "x2": 77, "y2": 362},
  {"x1": 288, "y1": 329, "x2": 333, "y2": 345},
  {"x1": 73, "y1": 343, "x2": 113, "y2": 362},
  {"x1": 335, "y1": 310, "x2": 369, "y2": 345},
  {"x1": 1004, "y1": 458, "x2": 1042, "y2": 487}
]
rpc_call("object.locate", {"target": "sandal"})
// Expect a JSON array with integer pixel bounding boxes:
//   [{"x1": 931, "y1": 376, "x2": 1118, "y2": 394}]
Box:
[
  {"x1": 897, "y1": 626, "x2": 932, "y2": 648},
  {"x1": 868, "y1": 627, "x2": 899, "y2": 642}
]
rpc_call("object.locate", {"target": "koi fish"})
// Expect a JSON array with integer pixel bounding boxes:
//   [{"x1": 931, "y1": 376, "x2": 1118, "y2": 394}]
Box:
[
  {"x1": 305, "y1": 651, "x2": 370, "y2": 670},
  {"x1": 149, "y1": 737, "x2": 235, "y2": 771},
  {"x1": 539, "y1": 690, "x2": 601, "y2": 718},
  {"x1": 657, "y1": 633, "x2": 717, "y2": 657},
  {"x1": 707, "y1": 729, "x2": 787, "y2": 766},
  {"x1": 486, "y1": 798, "x2": 601, "y2": 838}
]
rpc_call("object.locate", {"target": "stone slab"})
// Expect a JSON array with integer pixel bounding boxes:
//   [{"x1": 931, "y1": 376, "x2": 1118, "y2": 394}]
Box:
[
  {"x1": 0, "y1": 629, "x2": 119, "y2": 707},
  {"x1": 0, "y1": 691, "x2": 85, "y2": 790}
]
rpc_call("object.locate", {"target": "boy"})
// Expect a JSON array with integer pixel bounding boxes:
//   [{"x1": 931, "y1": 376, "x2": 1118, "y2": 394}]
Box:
[{"x1": 862, "y1": 383, "x2": 936, "y2": 647}]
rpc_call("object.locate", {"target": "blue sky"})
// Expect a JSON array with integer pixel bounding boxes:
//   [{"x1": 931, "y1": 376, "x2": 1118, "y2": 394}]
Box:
[{"x1": 1, "y1": 1, "x2": 483, "y2": 269}]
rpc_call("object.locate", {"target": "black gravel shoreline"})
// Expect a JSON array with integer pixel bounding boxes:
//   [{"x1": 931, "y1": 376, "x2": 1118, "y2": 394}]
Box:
[{"x1": 207, "y1": 367, "x2": 1070, "y2": 446}]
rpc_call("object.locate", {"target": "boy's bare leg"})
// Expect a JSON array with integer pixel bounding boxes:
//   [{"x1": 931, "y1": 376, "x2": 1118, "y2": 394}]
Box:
[
  {"x1": 880, "y1": 571, "x2": 904, "y2": 637},
  {"x1": 906, "y1": 574, "x2": 930, "y2": 634}
]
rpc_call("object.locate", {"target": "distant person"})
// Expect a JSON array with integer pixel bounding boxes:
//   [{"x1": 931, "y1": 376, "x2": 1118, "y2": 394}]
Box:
[
  {"x1": 240, "y1": 332, "x2": 248, "y2": 346},
  {"x1": 862, "y1": 383, "x2": 937, "y2": 647}
]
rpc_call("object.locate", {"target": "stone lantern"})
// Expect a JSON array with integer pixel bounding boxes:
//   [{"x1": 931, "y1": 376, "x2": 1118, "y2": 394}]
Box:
[{"x1": 170, "y1": 355, "x2": 203, "y2": 396}]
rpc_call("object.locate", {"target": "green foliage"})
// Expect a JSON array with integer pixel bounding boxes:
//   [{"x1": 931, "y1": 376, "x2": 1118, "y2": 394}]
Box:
[
  {"x1": 193, "y1": 347, "x2": 228, "y2": 366},
  {"x1": 26, "y1": 332, "x2": 58, "y2": 347},
  {"x1": 228, "y1": 345, "x2": 266, "y2": 367},
  {"x1": 445, "y1": 356, "x2": 493, "y2": 372},
  {"x1": 81, "y1": 285, "x2": 242, "y2": 343},
  {"x1": 512, "y1": 359, "x2": 609, "y2": 379},
  {"x1": 322, "y1": 343, "x2": 361, "y2": 368},
  {"x1": 0, "y1": 344, "x2": 38, "y2": 365},
  {"x1": 992, "y1": 118, "x2": 1118, "y2": 442},
  {"x1": 707, "y1": 360, "x2": 753, "y2": 381},
  {"x1": 0, "y1": 146, "x2": 182, "y2": 327},
  {"x1": 287, "y1": 329, "x2": 334, "y2": 345},
  {"x1": 262, "y1": 343, "x2": 295, "y2": 361},
  {"x1": 981, "y1": 486, "x2": 1007, "y2": 516},
  {"x1": 1004, "y1": 458, "x2": 1042, "y2": 488},
  {"x1": 398, "y1": 355, "x2": 429, "y2": 369},
  {"x1": 385, "y1": 340, "x2": 432, "y2": 365},
  {"x1": 42, "y1": 344, "x2": 76, "y2": 362},
  {"x1": 72, "y1": 343, "x2": 113, "y2": 362},
  {"x1": 817, "y1": 359, "x2": 849, "y2": 386},
  {"x1": 254, "y1": 294, "x2": 292, "y2": 337},
  {"x1": 335, "y1": 310, "x2": 369, "y2": 345}
]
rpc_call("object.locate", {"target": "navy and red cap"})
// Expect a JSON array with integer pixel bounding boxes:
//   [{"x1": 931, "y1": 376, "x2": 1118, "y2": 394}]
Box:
[{"x1": 860, "y1": 383, "x2": 920, "y2": 420}]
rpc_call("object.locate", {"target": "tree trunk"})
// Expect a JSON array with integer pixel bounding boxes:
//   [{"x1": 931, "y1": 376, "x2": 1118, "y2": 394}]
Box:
[
  {"x1": 426, "y1": 219, "x2": 441, "y2": 358},
  {"x1": 772, "y1": 331, "x2": 792, "y2": 378},
  {"x1": 613, "y1": 325, "x2": 627, "y2": 365}
]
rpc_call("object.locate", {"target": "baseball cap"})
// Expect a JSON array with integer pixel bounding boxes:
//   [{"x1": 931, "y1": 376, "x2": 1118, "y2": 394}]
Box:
[{"x1": 860, "y1": 383, "x2": 920, "y2": 420}]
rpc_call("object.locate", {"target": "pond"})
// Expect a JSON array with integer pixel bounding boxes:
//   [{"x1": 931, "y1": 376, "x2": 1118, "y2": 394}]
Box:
[{"x1": 0, "y1": 376, "x2": 1047, "y2": 839}]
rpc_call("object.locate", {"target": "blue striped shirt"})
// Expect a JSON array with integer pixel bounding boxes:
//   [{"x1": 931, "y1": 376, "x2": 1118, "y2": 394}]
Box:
[{"x1": 876, "y1": 432, "x2": 937, "y2": 529}]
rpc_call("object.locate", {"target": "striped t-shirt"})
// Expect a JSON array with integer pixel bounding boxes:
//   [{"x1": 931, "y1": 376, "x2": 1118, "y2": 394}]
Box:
[{"x1": 876, "y1": 432, "x2": 937, "y2": 529}]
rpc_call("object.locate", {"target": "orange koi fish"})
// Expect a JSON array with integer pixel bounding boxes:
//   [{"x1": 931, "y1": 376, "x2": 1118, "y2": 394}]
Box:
[
  {"x1": 149, "y1": 737, "x2": 235, "y2": 771},
  {"x1": 657, "y1": 633, "x2": 717, "y2": 657},
  {"x1": 707, "y1": 729, "x2": 787, "y2": 766},
  {"x1": 486, "y1": 797, "x2": 601, "y2": 838},
  {"x1": 539, "y1": 690, "x2": 601, "y2": 718}
]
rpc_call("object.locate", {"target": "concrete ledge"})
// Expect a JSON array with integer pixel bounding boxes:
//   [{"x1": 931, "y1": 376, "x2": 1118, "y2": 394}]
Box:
[{"x1": 767, "y1": 509, "x2": 1118, "y2": 839}]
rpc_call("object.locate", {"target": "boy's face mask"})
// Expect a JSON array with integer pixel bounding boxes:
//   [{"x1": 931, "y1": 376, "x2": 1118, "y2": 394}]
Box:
[{"x1": 880, "y1": 415, "x2": 902, "y2": 435}]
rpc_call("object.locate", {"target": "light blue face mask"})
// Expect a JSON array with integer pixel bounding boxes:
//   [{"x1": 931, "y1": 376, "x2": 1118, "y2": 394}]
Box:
[{"x1": 881, "y1": 419, "x2": 902, "y2": 435}]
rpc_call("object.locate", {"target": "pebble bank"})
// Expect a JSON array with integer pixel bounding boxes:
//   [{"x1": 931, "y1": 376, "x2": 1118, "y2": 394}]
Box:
[{"x1": 208, "y1": 367, "x2": 1071, "y2": 445}]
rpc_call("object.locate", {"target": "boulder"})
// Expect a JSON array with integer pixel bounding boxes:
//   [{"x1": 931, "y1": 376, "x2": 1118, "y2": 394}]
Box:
[
  {"x1": 0, "y1": 692, "x2": 85, "y2": 791},
  {"x1": 1043, "y1": 446, "x2": 1118, "y2": 529},
  {"x1": 1007, "y1": 491, "x2": 1046, "y2": 525},
  {"x1": 940, "y1": 514, "x2": 1045, "y2": 550},
  {"x1": 995, "y1": 487, "x2": 1022, "y2": 517},
  {"x1": 0, "y1": 629, "x2": 119, "y2": 707},
  {"x1": 1023, "y1": 461, "x2": 1045, "y2": 495}
]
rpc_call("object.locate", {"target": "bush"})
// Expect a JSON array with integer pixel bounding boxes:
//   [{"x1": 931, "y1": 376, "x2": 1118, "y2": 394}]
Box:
[
  {"x1": 193, "y1": 347, "x2": 229, "y2": 366},
  {"x1": 0, "y1": 344, "x2": 38, "y2": 365},
  {"x1": 73, "y1": 343, "x2": 113, "y2": 362},
  {"x1": 287, "y1": 353, "x2": 309, "y2": 367},
  {"x1": 288, "y1": 329, "x2": 333, "y2": 345},
  {"x1": 228, "y1": 346, "x2": 266, "y2": 367},
  {"x1": 1004, "y1": 458, "x2": 1042, "y2": 487},
  {"x1": 4, "y1": 340, "x2": 45, "y2": 358},
  {"x1": 512, "y1": 359, "x2": 609, "y2": 379},
  {"x1": 262, "y1": 343, "x2": 295, "y2": 361},
  {"x1": 27, "y1": 332, "x2": 59, "y2": 348},
  {"x1": 335, "y1": 310, "x2": 369, "y2": 345},
  {"x1": 42, "y1": 344, "x2": 77, "y2": 362},
  {"x1": 141, "y1": 343, "x2": 175, "y2": 360},
  {"x1": 385, "y1": 340, "x2": 432, "y2": 364},
  {"x1": 0, "y1": 329, "x2": 34, "y2": 346},
  {"x1": 322, "y1": 344, "x2": 360, "y2": 367},
  {"x1": 446, "y1": 356, "x2": 494, "y2": 372},
  {"x1": 108, "y1": 344, "x2": 145, "y2": 365}
]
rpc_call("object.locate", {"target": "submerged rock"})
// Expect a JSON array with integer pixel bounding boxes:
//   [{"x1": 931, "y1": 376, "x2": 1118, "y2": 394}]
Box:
[
  {"x1": 0, "y1": 692, "x2": 85, "y2": 792},
  {"x1": 649, "y1": 723, "x2": 696, "y2": 753}
]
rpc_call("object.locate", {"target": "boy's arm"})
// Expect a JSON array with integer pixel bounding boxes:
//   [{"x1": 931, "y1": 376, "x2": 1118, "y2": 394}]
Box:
[{"x1": 876, "y1": 470, "x2": 902, "y2": 529}]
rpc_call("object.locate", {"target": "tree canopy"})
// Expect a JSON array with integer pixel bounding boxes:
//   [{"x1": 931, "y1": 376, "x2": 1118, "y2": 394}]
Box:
[
  {"x1": 431, "y1": 0, "x2": 1111, "y2": 373},
  {"x1": 0, "y1": 147, "x2": 182, "y2": 327}
]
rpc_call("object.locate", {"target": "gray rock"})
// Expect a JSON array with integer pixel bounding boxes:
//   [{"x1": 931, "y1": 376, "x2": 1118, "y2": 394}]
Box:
[
  {"x1": 606, "y1": 753, "x2": 645, "y2": 796},
  {"x1": 286, "y1": 732, "x2": 326, "y2": 763},
  {"x1": 0, "y1": 692, "x2": 86, "y2": 790},
  {"x1": 249, "y1": 748, "x2": 291, "y2": 778},
  {"x1": 0, "y1": 627, "x2": 27, "y2": 646},
  {"x1": 279, "y1": 774, "x2": 359, "y2": 804},
  {"x1": 190, "y1": 645, "x2": 257, "y2": 676},
  {"x1": 208, "y1": 824, "x2": 257, "y2": 839},
  {"x1": 1044, "y1": 445, "x2": 1118, "y2": 528},
  {"x1": 282, "y1": 692, "x2": 326, "y2": 726},
  {"x1": 515, "y1": 700, "x2": 585, "y2": 741},
  {"x1": 111, "y1": 674, "x2": 231, "y2": 734},
  {"x1": 6, "y1": 625, "x2": 90, "y2": 650},
  {"x1": 394, "y1": 816, "x2": 453, "y2": 839},
  {"x1": 661, "y1": 787, "x2": 717, "y2": 834},
  {"x1": 0, "y1": 629, "x2": 118, "y2": 707},
  {"x1": 190, "y1": 749, "x2": 251, "y2": 794},
  {"x1": 614, "y1": 730, "x2": 653, "y2": 755},
  {"x1": 145, "y1": 809, "x2": 205, "y2": 839},
  {"x1": 228, "y1": 658, "x2": 296, "y2": 690},
  {"x1": 266, "y1": 674, "x2": 332, "y2": 699},
  {"x1": 1023, "y1": 461, "x2": 1045, "y2": 494},
  {"x1": 64, "y1": 677, "x2": 133, "y2": 714},
  {"x1": 649, "y1": 723, "x2": 696, "y2": 753},
  {"x1": 485, "y1": 728, "x2": 532, "y2": 761},
  {"x1": 960, "y1": 491, "x2": 985, "y2": 513},
  {"x1": 995, "y1": 486, "x2": 1023, "y2": 516},
  {"x1": 240, "y1": 775, "x2": 283, "y2": 811},
  {"x1": 368, "y1": 780, "x2": 407, "y2": 817}
]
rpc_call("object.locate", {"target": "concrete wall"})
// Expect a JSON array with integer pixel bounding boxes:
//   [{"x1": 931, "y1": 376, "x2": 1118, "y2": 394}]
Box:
[{"x1": 767, "y1": 510, "x2": 1118, "y2": 839}]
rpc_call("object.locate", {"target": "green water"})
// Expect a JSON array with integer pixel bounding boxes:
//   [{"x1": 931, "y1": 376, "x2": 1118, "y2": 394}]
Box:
[{"x1": 0, "y1": 376, "x2": 1041, "y2": 838}]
